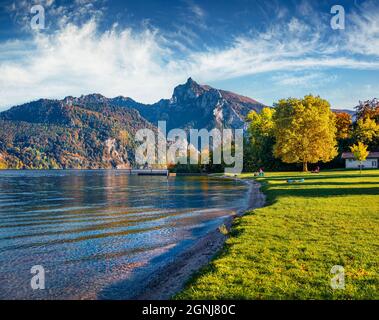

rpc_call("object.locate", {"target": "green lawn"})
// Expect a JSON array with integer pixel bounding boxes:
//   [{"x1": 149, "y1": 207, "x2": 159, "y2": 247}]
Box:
[{"x1": 177, "y1": 170, "x2": 379, "y2": 299}]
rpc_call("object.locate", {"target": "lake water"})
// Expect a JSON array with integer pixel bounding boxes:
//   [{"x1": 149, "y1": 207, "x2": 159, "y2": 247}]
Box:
[{"x1": 0, "y1": 170, "x2": 249, "y2": 299}]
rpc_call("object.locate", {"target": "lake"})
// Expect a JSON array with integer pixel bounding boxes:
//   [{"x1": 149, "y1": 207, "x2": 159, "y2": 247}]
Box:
[{"x1": 0, "y1": 170, "x2": 249, "y2": 299}]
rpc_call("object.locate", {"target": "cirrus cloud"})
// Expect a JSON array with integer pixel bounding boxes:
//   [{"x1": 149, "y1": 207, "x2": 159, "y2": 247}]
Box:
[{"x1": 0, "y1": 0, "x2": 379, "y2": 109}]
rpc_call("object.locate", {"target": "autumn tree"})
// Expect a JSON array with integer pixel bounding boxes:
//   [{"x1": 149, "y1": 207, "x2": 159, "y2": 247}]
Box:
[
  {"x1": 355, "y1": 98, "x2": 379, "y2": 122},
  {"x1": 332, "y1": 111, "x2": 354, "y2": 168},
  {"x1": 334, "y1": 112, "x2": 352, "y2": 140},
  {"x1": 353, "y1": 117, "x2": 379, "y2": 144},
  {"x1": 0, "y1": 155, "x2": 7, "y2": 169},
  {"x1": 350, "y1": 142, "x2": 369, "y2": 174},
  {"x1": 273, "y1": 95, "x2": 337, "y2": 172},
  {"x1": 118, "y1": 130, "x2": 129, "y2": 146}
]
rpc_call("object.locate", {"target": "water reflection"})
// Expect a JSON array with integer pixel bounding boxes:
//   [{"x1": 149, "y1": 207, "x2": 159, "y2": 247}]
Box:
[{"x1": 0, "y1": 170, "x2": 248, "y2": 299}]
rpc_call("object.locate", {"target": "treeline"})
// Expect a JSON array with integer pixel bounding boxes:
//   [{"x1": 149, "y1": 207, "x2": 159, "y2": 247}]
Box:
[
  {"x1": 1, "y1": 95, "x2": 378, "y2": 172},
  {"x1": 244, "y1": 96, "x2": 379, "y2": 172},
  {"x1": 173, "y1": 96, "x2": 379, "y2": 173}
]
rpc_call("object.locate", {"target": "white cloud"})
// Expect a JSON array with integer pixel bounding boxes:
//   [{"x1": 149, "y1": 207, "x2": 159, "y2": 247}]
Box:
[
  {"x1": 1, "y1": 0, "x2": 379, "y2": 109},
  {"x1": 297, "y1": 0, "x2": 313, "y2": 16},
  {"x1": 346, "y1": 0, "x2": 379, "y2": 56},
  {"x1": 0, "y1": 20, "x2": 187, "y2": 108},
  {"x1": 6, "y1": 0, "x2": 106, "y2": 32},
  {"x1": 188, "y1": 2, "x2": 204, "y2": 19},
  {"x1": 288, "y1": 18, "x2": 310, "y2": 33},
  {"x1": 271, "y1": 72, "x2": 337, "y2": 88}
]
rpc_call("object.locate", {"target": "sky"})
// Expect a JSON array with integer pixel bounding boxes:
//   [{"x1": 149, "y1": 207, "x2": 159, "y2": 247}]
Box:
[{"x1": 0, "y1": 0, "x2": 378, "y2": 110}]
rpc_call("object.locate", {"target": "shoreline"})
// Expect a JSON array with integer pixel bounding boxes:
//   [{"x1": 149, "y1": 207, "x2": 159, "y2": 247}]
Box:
[{"x1": 131, "y1": 176, "x2": 266, "y2": 300}]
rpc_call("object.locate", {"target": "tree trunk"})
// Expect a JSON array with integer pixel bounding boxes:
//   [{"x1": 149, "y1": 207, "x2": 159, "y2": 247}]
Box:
[{"x1": 303, "y1": 161, "x2": 308, "y2": 172}]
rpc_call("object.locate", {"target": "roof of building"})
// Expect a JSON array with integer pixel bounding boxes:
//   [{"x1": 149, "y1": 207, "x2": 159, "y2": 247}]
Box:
[{"x1": 341, "y1": 152, "x2": 379, "y2": 159}]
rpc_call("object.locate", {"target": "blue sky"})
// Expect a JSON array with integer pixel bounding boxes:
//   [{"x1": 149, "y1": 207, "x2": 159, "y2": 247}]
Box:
[{"x1": 0, "y1": 0, "x2": 378, "y2": 110}]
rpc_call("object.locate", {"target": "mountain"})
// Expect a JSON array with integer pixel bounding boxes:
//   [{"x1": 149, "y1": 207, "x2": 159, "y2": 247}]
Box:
[
  {"x1": 0, "y1": 99, "x2": 154, "y2": 169},
  {"x1": 0, "y1": 78, "x2": 265, "y2": 169},
  {"x1": 111, "y1": 78, "x2": 265, "y2": 131},
  {"x1": 47, "y1": 78, "x2": 265, "y2": 131},
  {"x1": 333, "y1": 109, "x2": 355, "y2": 115}
]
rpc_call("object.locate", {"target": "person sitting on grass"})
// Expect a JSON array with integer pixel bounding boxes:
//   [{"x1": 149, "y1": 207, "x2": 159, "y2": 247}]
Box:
[{"x1": 311, "y1": 166, "x2": 320, "y2": 173}]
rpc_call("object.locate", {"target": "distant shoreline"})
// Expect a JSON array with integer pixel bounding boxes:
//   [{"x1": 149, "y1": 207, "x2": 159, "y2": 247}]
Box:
[{"x1": 0, "y1": 168, "x2": 207, "y2": 175}]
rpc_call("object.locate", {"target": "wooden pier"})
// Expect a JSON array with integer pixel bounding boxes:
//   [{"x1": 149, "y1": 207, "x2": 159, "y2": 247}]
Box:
[{"x1": 126, "y1": 169, "x2": 169, "y2": 176}]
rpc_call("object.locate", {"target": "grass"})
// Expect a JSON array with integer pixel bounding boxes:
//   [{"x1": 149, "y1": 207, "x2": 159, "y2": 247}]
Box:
[{"x1": 176, "y1": 169, "x2": 379, "y2": 299}]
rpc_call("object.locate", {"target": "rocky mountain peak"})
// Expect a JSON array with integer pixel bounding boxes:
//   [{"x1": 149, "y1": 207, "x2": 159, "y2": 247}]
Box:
[
  {"x1": 171, "y1": 77, "x2": 209, "y2": 104},
  {"x1": 127, "y1": 78, "x2": 266, "y2": 131}
]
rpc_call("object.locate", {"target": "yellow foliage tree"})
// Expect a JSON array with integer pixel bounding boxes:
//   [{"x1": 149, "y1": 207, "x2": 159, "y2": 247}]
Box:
[
  {"x1": 354, "y1": 117, "x2": 379, "y2": 144},
  {"x1": 350, "y1": 141, "x2": 369, "y2": 174},
  {"x1": 273, "y1": 95, "x2": 338, "y2": 172},
  {"x1": 118, "y1": 130, "x2": 129, "y2": 146},
  {"x1": 0, "y1": 155, "x2": 7, "y2": 170}
]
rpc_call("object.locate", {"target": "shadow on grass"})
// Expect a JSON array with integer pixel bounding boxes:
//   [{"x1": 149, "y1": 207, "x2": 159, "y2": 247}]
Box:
[
  {"x1": 262, "y1": 173, "x2": 379, "y2": 182},
  {"x1": 291, "y1": 181, "x2": 379, "y2": 186},
  {"x1": 266, "y1": 186, "x2": 379, "y2": 198}
]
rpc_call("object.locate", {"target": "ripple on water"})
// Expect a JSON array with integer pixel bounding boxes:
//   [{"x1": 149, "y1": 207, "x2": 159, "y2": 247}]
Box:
[{"x1": 0, "y1": 171, "x2": 249, "y2": 299}]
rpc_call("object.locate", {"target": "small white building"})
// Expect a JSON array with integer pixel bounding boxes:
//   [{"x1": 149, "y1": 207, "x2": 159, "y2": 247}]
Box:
[{"x1": 342, "y1": 152, "x2": 379, "y2": 169}]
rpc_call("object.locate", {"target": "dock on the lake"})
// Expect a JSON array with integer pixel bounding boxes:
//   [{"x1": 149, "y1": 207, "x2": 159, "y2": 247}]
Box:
[{"x1": 126, "y1": 169, "x2": 170, "y2": 176}]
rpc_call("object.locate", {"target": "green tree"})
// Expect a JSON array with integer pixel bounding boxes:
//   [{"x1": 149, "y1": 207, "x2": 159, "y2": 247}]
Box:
[
  {"x1": 350, "y1": 142, "x2": 369, "y2": 174},
  {"x1": 245, "y1": 107, "x2": 278, "y2": 170},
  {"x1": 273, "y1": 95, "x2": 338, "y2": 172}
]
